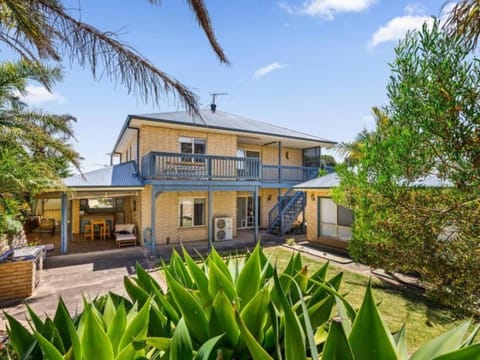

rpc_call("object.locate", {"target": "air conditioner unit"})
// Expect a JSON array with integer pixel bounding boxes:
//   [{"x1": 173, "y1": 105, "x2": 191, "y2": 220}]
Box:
[{"x1": 214, "y1": 217, "x2": 233, "y2": 241}]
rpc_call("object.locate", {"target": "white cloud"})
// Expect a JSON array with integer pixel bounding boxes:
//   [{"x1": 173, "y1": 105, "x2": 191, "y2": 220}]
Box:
[
  {"x1": 21, "y1": 85, "x2": 66, "y2": 105},
  {"x1": 301, "y1": 0, "x2": 375, "y2": 19},
  {"x1": 404, "y1": 2, "x2": 427, "y2": 16},
  {"x1": 278, "y1": 2, "x2": 294, "y2": 14},
  {"x1": 369, "y1": 4, "x2": 433, "y2": 47},
  {"x1": 253, "y1": 63, "x2": 287, "y2": 79}
]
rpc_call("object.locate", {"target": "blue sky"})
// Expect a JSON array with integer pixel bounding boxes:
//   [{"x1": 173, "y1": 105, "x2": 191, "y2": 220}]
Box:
[{"x1": 15, "y1": 0, "x2": 449, "y2": 172}]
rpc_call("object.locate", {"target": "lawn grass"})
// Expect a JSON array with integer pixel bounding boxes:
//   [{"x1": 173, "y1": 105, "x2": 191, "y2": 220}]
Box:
[{"x1": 263, "y1": 246, "x2": 465, "y2": 352}]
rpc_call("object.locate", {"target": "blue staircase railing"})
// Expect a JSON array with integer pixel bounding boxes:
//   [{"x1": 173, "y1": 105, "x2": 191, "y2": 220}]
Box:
[{"x1": 268, "y1": 190, "x2": 306, "y2": 235}]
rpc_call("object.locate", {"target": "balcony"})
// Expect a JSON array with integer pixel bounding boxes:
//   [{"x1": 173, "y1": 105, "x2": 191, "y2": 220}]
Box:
[
  {"x1": 142, "y1": 152, "x2": 261, "y2": 181},
  {"x1": 141, "y1": 152, "x2": 318, "y2": 184},
  {"x1": 262, "y1": 165, "x2": 319, "y2": 184}
]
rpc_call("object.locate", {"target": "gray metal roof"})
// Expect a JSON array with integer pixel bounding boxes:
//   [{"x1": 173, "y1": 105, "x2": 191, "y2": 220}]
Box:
[
  {"x1": 64, "y1": 161, "x2": 143, "y2": 188},
  {"x1": 294, "y1": 172, "x2": 340, "y2": 189},
  {"x1": 294, "y1": 172, "x2": 452, "y2": 189},
  {"x1": 410, "y1": 174, "x2": 453, "y2": 188},
  {"x1": 121, "y1": 109, "x2": 336, "y2": 145}
]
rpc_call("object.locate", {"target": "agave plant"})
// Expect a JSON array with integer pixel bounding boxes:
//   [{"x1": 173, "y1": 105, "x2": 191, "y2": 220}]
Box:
[{"x1": 4, "y1": 245, "x2": 480, "y2": 359}]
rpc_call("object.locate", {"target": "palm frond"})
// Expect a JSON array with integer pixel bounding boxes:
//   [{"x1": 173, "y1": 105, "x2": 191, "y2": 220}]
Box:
[{"x1": 185, "y1": 0, "x2": 230, "y2": 65}]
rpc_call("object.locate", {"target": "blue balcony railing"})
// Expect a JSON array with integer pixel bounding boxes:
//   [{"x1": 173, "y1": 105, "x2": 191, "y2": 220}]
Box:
[
  {"x1": 262, "y1": 165, "x2": 318, "y2": 183},
  {"x1": 141, "y1": 152, "x2": 319, "y2": 183},
  {"x1": 142, "y1": 152, "x2": 261, "y2": 181}
]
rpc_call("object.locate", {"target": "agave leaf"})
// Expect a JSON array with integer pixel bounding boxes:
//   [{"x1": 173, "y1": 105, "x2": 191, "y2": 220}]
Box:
[
  {"x1": 52, "y1": 297, "x2": 72, "y2": 352},
  {"x1": 273, "y1": 269, "x2": 306, "y2": 360},
  {"x1": 102, "y1": 295, "x2": 117, "y2": 328},
  {"x1": 5, "y1": 312, "x2": 37, "y2": 359},
  {"x1": 135, "y1": 262, "x2": 163, "y2": 294},
  {"x1": 169, "y1": 249, "x2": 194, "y2": 288},
  {"x1": 393, "y1": 324, "x2": 408, "y2": 360},
  {"x1": 152, "y1": 285, "x2": 180, "y2": 324},
  {"x1": 209, "y1": 291, "x2": 239, "y2": 348},
  {"x1": 208, "y1": 261, "x2": 236, "y2": 302},
  {"x1": 348, "y1": 280, "x2": 397, "y2": 360},
  {"x1": 322, "y1": 318, "x2": 354, "y2": 360},
  {"x1": 194, "y1": 334, "x2": 224, "y2": 360},
  {"x1": 56, "y1": 298, "x2": 82, "y2": 360},
  {"x1": 334, "y1": 295, "x2": 353, "y2": 338},
  {"x1": 307, "y1": 295, "x2": 335, "y2": 330},
  {"x1": 81, "y1": 304, "x2": 114, "y2": 360},
  {"x1": 460, "y1": 323, "x2": 480, "y2": 347},
  {"x1": 432, "y1": 343, "x2": 480, "y2": 360},
  {"x1": 307, "y1": 261, "x2": 330, "y2": 292},
  {"x1": 259, "y1": 249, "x2": 275, "y2": 280},
  {"x1": 235, "y1": 306, "x2": 274, "y2": 360},
  {"x1": 42, "y1": 318, "x2": 66, "y2": 354},
  {"x1": 236, "y1": 244, "x2": 261, "y2": 307},
  {"x1": 118, "y1": 298, "x2": 151, "y2": 351},
  {"x1": 165, "y1": 270, "x2": 209, "y2": 343},
  {"x1": 293, "y1": 265, "x2": 309, "y2": 297},
  {"x1": 289, "y1": 274, "x2": 319, "y2": 360},
  {"x1": 170, "y1": 317, "x2": 193, "y2": 360},
  {"x1": 34, "y1": 332, "x2": 64, "y2": 360},
  {"x1": 410, "y1": 321, "x2": 471, "y2": 360},
  {"x1": 240, "y1": 287, "x2": 270, "y2": 341},
  {"x1": 145, "y1": 336, "x2": 171, "y2": 351},
  {"x1": 107, "y1": 301, "x2": 127, "y2": 356},
  {"x1": 108, "y1": 291, "x2": 134, "y2": 310},
  {"x1": 124, "y1": 276, "x2": 150, "y2": 306},
  {"x1": 207, "y1": 246, "x2": 233, "y2": 283},
  {"x1": 228, "y1": 253, "x2": 244, "y2": 283},
  {"x1": 182, "y1": 246, "x2": 211, "y2": 307},
  {"x1": 26, "y1": 304, "x2": 45, "y2": 333}
]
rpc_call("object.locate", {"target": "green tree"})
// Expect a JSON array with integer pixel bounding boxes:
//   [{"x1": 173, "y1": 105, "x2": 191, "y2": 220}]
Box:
[
  {"x1": 320, "y1": 154, "x2": 337, "y2": 167},
  {"x1": 0, "y1": 0, "x2": 229, "y2": 116},
  {"x1": 0, "y1": 60, "x2": 80, "y2": 234},
  {"x1": 334, "y1": 20, "x2": 480, "y2": 314}
]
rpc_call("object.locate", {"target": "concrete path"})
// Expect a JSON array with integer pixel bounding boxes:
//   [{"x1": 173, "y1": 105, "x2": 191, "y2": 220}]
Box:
[{"x1": 0, "y1": 247, "x2": 161, "y2": 331}]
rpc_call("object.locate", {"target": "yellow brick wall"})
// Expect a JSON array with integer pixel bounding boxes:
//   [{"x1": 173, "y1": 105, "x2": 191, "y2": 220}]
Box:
[
  {"x1": 304, "y1": 189, "x2": 331, "y2": 241},
  {"x1": 139, "y1": 125, "x2": 237, "y2": 158},
  {"x1": 72, "y1": 199, "x2": 80, "y2": 234},
  {"x1": 0, "y1": 261, "x2": 35, "y2": 300},
  {"x1": 152, "y1": 191, "x2": 237, "y2": 244},
  {"x1": 261, "y1": 146, "x2": 303, "y2": 166}
]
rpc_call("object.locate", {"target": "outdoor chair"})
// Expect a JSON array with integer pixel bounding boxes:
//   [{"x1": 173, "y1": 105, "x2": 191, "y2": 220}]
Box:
[{"x1": 114, "y1": 224, "x2": 137, "y2": 247}]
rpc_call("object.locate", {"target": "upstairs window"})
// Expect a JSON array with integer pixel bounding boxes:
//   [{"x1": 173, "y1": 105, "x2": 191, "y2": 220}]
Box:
[
  {"x1": 303, "y1": 147, "x2": 321, "y2": 168},
  {"x1": 179, "y1": 137, "x2": 206, "y2": 163},
  {"x1": 179, "y1": 137, "x2": 206, "y2": 155}
]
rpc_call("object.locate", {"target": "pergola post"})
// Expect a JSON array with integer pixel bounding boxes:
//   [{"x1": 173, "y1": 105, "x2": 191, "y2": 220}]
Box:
[{"x1": 60, "y1": 192, "x2": 68, "y2": 254}]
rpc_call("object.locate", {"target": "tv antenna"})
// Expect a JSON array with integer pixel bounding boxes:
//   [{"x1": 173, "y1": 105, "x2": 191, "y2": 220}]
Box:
[{"x1": 209, "y1": 92, "x2": 227, "y2": 112}]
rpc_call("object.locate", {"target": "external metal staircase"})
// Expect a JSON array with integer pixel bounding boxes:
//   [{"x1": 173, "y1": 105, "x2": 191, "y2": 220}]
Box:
[{"x1": 268, "y1": 189, "x2": 306, "y2": 236}]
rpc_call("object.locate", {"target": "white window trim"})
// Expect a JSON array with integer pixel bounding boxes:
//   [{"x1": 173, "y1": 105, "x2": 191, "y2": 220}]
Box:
[{"x1": 179, "y1": 137, "x2": 207, "y2": 154}]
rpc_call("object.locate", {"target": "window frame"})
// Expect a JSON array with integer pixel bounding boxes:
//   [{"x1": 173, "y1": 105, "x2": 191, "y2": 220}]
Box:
[
  {"x1": 178, "y1": 197, "x2": 206, "y2": 228},
  {"x1": 179, "y1": 137, "x2": 206, "y2": 155}
]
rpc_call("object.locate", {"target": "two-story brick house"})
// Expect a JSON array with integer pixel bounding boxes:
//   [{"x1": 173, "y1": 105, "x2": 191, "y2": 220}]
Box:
[{"x1": 56, "y1": 106, "x2": 335, "y2": 253}]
